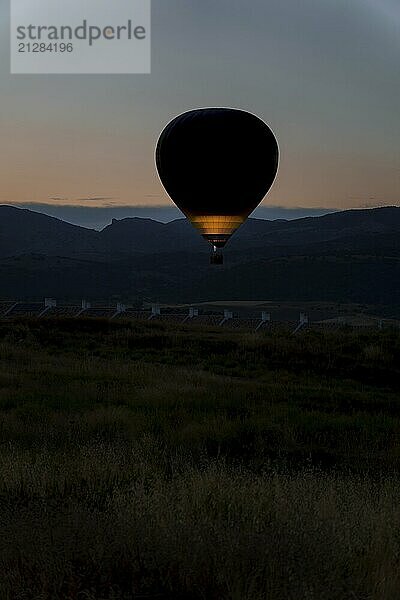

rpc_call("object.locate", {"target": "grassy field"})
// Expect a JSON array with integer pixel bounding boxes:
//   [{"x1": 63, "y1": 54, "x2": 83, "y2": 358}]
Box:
[{"x1": 0, "y1": 318, "x2": 400, "y2": 599}]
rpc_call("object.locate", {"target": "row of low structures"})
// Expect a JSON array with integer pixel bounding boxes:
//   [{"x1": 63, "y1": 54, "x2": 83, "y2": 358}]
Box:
[{"x1": 0, "y1": 298, "x2": 392, "y2": 332}]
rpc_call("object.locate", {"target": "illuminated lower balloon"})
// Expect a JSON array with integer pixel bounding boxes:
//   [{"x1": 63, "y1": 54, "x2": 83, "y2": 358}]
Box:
[{"x1": 155, "y1": 108, "x2": 279, "y2": 264}]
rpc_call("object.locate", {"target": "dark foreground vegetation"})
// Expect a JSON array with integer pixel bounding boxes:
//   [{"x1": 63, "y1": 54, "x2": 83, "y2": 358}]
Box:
[{"x1": 1, "y1": 318, "x2": 400, "y2": 599}]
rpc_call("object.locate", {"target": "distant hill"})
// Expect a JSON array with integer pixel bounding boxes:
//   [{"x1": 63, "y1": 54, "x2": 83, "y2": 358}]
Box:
[
  {"x1": 0, "y1": 204, "x2": 399, "y2": 305},
  {"x1": 0, "y1": 206, "x2": 99, "y2": 256},
  {"x1": 2, "y1": 204, "x2": 400, "y2": 257}
]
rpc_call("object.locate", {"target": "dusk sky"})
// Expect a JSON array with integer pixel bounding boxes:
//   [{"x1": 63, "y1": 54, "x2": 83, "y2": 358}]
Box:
[{"x1": 0, "y1": 0, "x2": 399, "y2": 226}]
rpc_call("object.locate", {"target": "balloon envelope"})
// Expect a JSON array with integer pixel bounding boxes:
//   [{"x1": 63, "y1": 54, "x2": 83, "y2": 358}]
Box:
[{"x1": 156, "y1": 108, "x2": 279, "y2": 248}]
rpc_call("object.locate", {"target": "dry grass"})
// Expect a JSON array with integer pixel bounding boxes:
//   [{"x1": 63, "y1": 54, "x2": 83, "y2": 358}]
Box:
[
  {"x1": 1, "y1": 444, "x2": 400, "y2": 599},
  {"x1": 0, "y1": 319, "x2": 399, "y2": 598}
]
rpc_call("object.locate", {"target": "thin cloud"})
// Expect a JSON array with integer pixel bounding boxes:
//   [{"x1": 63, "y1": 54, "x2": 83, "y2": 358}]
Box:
[
  {"x1": 75, "y1": 197, "x2": 116, "y2": 202},
  {"x1": 48, "y1": 196, "x2": 117, "y2": 203}
]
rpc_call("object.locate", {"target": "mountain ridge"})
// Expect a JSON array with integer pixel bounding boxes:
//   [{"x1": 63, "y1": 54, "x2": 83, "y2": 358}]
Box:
[
  {"x1": 0, "y1": 204, "x2": 399, "y2": 304},
  {"x1": 1, "y1": 204, "x2": 400, "y2": 257}
]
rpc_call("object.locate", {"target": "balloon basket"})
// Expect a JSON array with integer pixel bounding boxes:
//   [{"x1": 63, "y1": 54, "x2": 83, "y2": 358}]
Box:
[{"x1": 210, "y1": 249, "x2": 223, "y2": 265}]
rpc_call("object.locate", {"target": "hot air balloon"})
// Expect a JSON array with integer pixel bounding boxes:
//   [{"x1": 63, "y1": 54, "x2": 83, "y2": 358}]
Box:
[{"x1": 155, "y1": 108, "x2": 279, "y2": 264}]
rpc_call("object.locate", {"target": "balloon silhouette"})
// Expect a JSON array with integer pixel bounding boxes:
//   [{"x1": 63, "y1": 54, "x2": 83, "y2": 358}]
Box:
[{"x1": 156, "y1": 108, "x2": 279, "y2": 264}]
